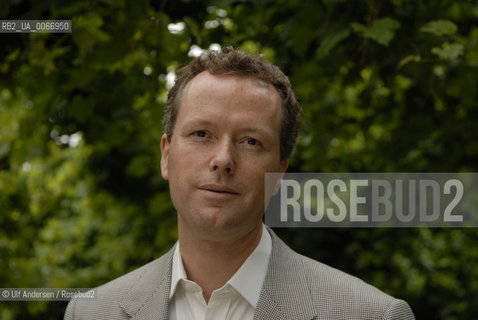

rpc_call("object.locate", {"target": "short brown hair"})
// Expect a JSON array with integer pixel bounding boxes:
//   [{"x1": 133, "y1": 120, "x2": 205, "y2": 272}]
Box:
[{"x1": 163, "y1": 47, "x2": 301, "y2": 160}]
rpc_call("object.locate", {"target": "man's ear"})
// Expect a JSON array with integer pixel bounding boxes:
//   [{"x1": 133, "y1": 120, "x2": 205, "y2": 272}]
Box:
[
  {"x1": 273, "y1": 158, "x2": 288, "y2": 195},
  {"x1": 160, "y1": 133, "x2": 170, "y2": 180}
]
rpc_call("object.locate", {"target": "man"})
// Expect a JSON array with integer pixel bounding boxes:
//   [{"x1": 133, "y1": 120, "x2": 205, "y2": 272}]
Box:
[{"x1": 65, "y1": 48, "x2": 415, "y2": 320}]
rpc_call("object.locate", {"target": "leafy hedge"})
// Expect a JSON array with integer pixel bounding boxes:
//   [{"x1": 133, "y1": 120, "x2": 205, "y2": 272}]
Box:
[{"x1": 1, "y1": 1, "x2": 477, "y2": 319}]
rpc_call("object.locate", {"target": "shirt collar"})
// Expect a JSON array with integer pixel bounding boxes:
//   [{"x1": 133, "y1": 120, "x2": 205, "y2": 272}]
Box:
[
  {"x1": 169, "y1": 242, "x2": 187, "y2": 300},
  {"x1": 227, "y1": 224, "x2": 271, "y2": 308},
  {"x1": 169, "y1": 224, "x2": 272, "y2": 308}
]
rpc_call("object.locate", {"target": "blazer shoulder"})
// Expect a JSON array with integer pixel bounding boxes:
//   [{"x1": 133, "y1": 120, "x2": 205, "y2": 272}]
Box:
[
  {"x1": 99, "y1": 252, "x2": 171, "y2": 292},
  {"x1": 296, "y1": 251, "x2": 414, "y2": 319},
  {"x1": 267, "y1": 231, "x2": 415, "y2": 319},
  {"x1": 64, "y1": 249, "x2": 173, "y2": 320}
]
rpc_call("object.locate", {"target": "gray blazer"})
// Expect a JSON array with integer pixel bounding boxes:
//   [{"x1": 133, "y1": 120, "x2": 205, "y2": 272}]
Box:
[{"x1": 64, "y1": 229, "x2": 415, "y2": 320}]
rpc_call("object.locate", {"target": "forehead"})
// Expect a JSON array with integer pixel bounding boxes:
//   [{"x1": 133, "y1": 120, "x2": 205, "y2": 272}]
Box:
[
  {"x1": 177, "y1": 71, "x2": 282, "y2": 129},
  {"x1": 183, "y1": 71, "x2": 278, "y2": 101}
]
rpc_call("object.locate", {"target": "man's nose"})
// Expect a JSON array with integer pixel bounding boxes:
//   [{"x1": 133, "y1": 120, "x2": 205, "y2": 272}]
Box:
[{"x1": 210, "y1": 139, "x2": 236, "y2": 175}]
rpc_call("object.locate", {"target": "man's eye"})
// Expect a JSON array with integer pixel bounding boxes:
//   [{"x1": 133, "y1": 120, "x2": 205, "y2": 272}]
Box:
[
  {"x1": 246, "y1": 138, "x2": 260, "y2": 146},
  {"x1": 194, "y1": 131, "x2": 207, "y2": 138}
]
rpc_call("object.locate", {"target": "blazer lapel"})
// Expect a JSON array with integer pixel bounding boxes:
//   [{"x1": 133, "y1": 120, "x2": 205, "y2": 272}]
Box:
[
  {"x1": 119, "y1": 246, "x2": 175, "y2": 320},
  {"x1": 254, "y1": 228, "x2": 317, "y2": 320}
]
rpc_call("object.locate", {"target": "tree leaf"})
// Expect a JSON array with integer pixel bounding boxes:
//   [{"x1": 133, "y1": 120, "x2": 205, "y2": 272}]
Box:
[
  {"x1": 317, "y1": 29, "x2": 350, "y2": 59},
  {"x1": 72, "y1": 14, "x2": 111, "y2": 56},
  {"x1": 431, "y1": 42, "x2": 464, "y2": 60},
  {"x1": 397, "y1": 54, "x2": 421, "y2": 69},
  {"x1": 351, "y1": 17, "x2": 400, "y2": 46},
  {"x1": 420, "y1": 20, "x2": 458, "y2": 36}
]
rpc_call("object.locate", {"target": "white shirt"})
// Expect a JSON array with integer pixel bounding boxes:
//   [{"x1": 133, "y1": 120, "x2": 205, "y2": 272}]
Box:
[{"x1": 168, "y1": 225, "x2": 272, "y2": 320}]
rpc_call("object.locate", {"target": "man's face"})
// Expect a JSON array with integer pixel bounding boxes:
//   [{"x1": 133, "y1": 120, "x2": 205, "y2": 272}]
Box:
[{"x1": 160, "y1": 71, "x2": 288, "y2": 241}]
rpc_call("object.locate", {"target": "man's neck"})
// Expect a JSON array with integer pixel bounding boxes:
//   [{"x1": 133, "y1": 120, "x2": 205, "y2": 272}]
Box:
[{"x1": 177, "y1": 223, "x2": 263, "y2": 303}]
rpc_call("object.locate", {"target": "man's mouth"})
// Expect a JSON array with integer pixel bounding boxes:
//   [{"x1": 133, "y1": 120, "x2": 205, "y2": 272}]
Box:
[{"x1": 198, "y1": 184, "x2": 240, "y2": 195}]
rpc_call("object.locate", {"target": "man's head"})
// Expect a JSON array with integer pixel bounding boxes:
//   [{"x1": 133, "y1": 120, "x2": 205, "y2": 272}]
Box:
[
  {"x1": 163, "y1": 47, "x2": 301, "y2": 161},
  {"x1": 160, "y1": 48, "x2": 301, "y2": 241}
]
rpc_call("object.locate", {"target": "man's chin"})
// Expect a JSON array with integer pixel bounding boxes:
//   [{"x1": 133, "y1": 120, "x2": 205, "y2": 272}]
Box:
[{"x1": 188, "y1": 214, "x2": 250, "y2": 240}]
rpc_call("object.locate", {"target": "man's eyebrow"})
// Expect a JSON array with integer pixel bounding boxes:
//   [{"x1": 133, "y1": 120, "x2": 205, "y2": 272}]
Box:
[{"x1": 183, "y1": 119, "x2": 274, "y2": 138}]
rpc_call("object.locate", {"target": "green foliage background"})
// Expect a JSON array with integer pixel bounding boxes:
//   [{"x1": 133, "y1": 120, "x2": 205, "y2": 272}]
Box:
[{"x1": 1, "y1": 0, "x2": 478, "y2": 319}]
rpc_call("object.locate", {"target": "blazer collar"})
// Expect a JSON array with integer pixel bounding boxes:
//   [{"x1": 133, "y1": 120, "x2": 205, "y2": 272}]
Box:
[
  {"x1": 119, "y1": 245, "x2": 175, "y2": 320},
  {"x1": 254, "y1": 228, "x2": 317, "y2": 320}
]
